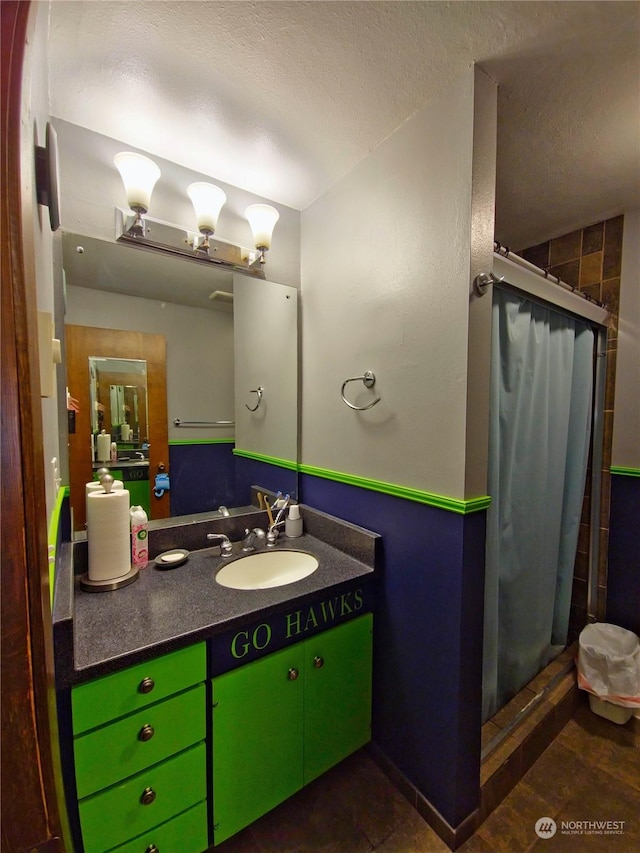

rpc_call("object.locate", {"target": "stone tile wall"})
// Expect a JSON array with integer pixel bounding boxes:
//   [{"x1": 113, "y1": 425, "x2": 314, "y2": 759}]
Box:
[{"x1": 519, "y1": 215, "x2": 624, "y2": 639}]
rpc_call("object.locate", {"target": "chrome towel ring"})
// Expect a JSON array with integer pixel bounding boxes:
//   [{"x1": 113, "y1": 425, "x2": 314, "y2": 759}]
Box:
[
  {"x1": 246, "y1": 387, "x2": 264, "y2": 412},
  {"x1": 341, "y1": 370, "x2": 381, "y2": 411}
]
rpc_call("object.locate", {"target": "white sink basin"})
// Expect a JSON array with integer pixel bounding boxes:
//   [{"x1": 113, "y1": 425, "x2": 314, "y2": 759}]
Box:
[{"x1": 215, "y1": 550, "x2": 319, "y2": 590}]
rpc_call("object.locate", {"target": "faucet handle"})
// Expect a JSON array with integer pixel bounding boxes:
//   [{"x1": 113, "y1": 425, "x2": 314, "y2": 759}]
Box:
[
  {"x1": 266, "y1": 527, "x2": 280, "y2": 547},
  {"x1": 206, "y1": 533, "x2": 233, "y2": 557}
]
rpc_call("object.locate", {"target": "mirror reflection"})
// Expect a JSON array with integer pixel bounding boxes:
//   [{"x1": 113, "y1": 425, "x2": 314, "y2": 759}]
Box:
[
  {"x1": 63, "y1": 231, "x2": 298, "y2": 522},
  {"x1": 89, "y1": 356, "x2": 147, "y2": 444}
]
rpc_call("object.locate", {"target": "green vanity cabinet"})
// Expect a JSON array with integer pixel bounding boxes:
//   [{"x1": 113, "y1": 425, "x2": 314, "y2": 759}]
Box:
[
  {"x1": 212, "y1": 643, "x2": 305, "y2": 844},
  {"x1": 302, "y1": 612, "x2": 373, "y2": 785},
  {"x1": 212, "y1": 613, "x2": 373, "y2": 845},
  {"x1": 71, "y1": 643, "x2": 207, "y2": 853},
  {"x1": 106, "y1": 801, "x2": 208, "y2": 853}
]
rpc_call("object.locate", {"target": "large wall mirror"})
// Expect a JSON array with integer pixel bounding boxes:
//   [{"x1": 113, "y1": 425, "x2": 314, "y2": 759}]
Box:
[{"x1": 63, "y1": 232, "x2": 299, "y2": 530}]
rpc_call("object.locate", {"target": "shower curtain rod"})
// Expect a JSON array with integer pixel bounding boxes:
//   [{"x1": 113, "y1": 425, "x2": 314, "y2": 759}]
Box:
[{"x1": 493, "y1": 242, "x2": 605, "y2": 309}]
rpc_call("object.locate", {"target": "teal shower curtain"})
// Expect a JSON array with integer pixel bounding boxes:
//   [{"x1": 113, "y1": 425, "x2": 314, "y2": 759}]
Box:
[{"x1": 482, "y1": 288, "x2": 594, "y2": 722}]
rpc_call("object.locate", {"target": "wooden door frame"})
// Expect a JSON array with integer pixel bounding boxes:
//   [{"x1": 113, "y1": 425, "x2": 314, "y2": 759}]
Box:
[
  {"x1": 65, "y1": 324, "x2": 169, "y2": 531},
  {"x1": 1, "y1": 1, "x2": 65, "y2": 850}
]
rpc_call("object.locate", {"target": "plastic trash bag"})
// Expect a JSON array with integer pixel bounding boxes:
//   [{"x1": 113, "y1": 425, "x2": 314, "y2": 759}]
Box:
[{"x1": 578, "y1": 623, "x2": 640, "y2": 709}]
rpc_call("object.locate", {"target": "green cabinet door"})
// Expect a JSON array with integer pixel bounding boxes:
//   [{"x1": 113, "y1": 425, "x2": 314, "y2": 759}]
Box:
[
  {"x1": 303, "y1": 613, "x2": 373, "y2": 784},
  {"x1": 212, "y1": 644, "x2": 305, "y2": 845},
  {"x1": 123, "y1": 479, "x2": 150, "y2": 517}
]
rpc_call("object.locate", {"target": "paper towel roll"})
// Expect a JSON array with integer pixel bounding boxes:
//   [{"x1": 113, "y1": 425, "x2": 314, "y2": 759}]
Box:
[
  {"x1": 96, "y1": 432, "x2": 111, "y2": 462},
  {"x1": 87, "y1": 488, "x2": 131, "y2": 581}
]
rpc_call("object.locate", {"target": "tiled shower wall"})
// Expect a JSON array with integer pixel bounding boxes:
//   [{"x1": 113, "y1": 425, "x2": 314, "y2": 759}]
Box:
[{"x1": 519, "y1": 215, "x2": 624, "y2": 640}]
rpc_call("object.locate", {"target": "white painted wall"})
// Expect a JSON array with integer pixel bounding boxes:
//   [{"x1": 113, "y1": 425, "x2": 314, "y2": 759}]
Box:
[
  {"x1": 612, "y1": 207, "x2": 640, "y2": 468},
  {"x1": 465, "y1": 67, "x2": 497, "y2": 498},
  {"x1": 65, "y1": 286, "x2": 234, "y2": 443},
  {"x1": 300, "y1": 67, "x2": 496, "y2": 501},
  {"x1": 53, "y1": 120, "x2": 301, "y2": 290},
  {"x1": 21, "y1": 2, "x2": 61, "y2": 521}
]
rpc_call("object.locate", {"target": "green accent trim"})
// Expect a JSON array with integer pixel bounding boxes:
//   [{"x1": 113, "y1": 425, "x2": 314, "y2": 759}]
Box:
[
  {"x1": 169, "y1": 438, "x2": 235, "y2": 446},
  {"x1": 47, "y1": 486, "x2": 69, "y2": 605},
  {"x1": 233, "y1": 449, "x2": 298, "y2": 472},
  {"x1": 611, "y1": 465, "x2": 640, "y2": 478},
  {"x1": 299, "y1": 464, "x2": 490, "y2": 515}
]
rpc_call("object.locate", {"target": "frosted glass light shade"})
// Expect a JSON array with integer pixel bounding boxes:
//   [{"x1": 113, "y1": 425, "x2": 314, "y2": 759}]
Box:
[
  {"x1": 113, "y1": 152, "x2": 161, "y2": 212},
  {"x1": 187, "y1": 182, "x2": 227, "y2": 234},
  {"x1": 245, "y1": 204, "x2": 279, "y2": 250}
]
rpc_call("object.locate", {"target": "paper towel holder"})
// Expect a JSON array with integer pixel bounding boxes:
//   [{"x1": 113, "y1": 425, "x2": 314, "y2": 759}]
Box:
[
  {"x1": 79, "y1": 565, "x2": 139, "y2": 592},
  {"x1": 79, "y1": 475, "x2": 141, "y2": 592}
]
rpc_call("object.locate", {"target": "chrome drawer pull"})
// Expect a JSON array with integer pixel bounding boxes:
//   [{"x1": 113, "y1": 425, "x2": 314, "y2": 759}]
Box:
[
  {"x1": 138, "y1": 676, "x2": 155, "y2": 694},
  {"x1": 145, "y1": 846, "x2": 159, "y2": 853},
  {"x1": 138, "y1": 723, "x2": 155, "y2": 742},
  {"x1": 140, "y1": 786, "x2": 156, "y2": 806}
]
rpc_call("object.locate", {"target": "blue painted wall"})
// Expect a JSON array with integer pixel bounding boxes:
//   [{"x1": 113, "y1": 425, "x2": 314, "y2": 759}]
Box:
[
  {"x1": 300, "y1": 472, "x2": 486, "y2": 829},
  {"x1": 234, "y1": 455, "x2": 297, "y2": 507},
  {"x1": 606, "y1": 474, "x2": 640, "y2": 635},
  {"x1": 169, "y1": 443, "x2": 238, "y2": 515},
  {"x1": 168, "y1": 446, "x2": 298, "y2": 515}
]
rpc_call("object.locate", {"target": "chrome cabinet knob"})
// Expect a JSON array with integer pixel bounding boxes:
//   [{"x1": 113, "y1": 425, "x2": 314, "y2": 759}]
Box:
[
  {"x1": 313, "y1": 656, "x2": 324, "y2": 669},
  {"x1": 138, "y1": 723, "x2": 155, "y2": 742},
  {"x1": 145, "y1": 846, "x2": 159, "y2": 853},
  {"x1": 288, "y1": 668, "x2": 299, "y2": 681},
  {"x1": 138, "y1": 676, "x2": 155, "y2": 694},
  {"x1": 140, "y1": 786, "x2": 156, "y2": 805}
]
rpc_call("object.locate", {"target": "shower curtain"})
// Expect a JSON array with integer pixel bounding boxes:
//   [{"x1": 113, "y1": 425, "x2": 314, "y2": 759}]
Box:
[{"x1": 482, "y1": 288, "x2": 594, "y2": 722}]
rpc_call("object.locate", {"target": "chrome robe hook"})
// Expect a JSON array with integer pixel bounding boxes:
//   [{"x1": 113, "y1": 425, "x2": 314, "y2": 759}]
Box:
[
  {"x1": 341, "y1": 371, "x2": 381, "y2": 411},
  {"x1": 246, "y1": 387, "x2": 264, "y2": 411}
]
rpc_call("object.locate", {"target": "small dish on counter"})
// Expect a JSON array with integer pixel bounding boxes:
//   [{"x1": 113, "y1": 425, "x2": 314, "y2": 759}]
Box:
[{"x1": 154, "y1": 549, "x2": 189, "y2": 569}]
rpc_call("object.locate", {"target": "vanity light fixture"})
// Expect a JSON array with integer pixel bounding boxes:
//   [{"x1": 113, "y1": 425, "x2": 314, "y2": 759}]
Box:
[
  {"x1": 187, "y1": 182, "x2": 227, "y2": 254},
  {"x1": 245, "y1": 204, "x2": 280, "y2": 264},
  {"x1": 113, "y1": 155, "x2": 277, "y2": 278},
  {"x1": 113, "y1": 152, "x2": 161, "y2": 237}
]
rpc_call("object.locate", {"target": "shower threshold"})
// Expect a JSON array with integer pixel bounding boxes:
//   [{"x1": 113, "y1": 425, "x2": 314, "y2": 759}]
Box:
[{"x1": 479, "y1": 642, "x2": 584, "y2": 826}]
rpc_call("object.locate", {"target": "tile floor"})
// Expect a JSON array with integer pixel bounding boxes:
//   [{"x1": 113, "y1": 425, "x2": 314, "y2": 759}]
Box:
[{"x1": 216, "y1": 703, "x2": 639, "y2": 853}]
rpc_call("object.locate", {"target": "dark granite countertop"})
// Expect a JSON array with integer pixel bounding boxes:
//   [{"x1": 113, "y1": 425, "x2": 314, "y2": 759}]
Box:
[{"x1": 53, "y1": 505, "x2": 381, "y2": 688}]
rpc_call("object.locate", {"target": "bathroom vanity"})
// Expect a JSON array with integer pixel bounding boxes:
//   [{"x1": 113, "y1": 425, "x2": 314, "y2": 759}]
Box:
[{"x1": 53, "y1": 505, "x2": 380, "y2": 853}]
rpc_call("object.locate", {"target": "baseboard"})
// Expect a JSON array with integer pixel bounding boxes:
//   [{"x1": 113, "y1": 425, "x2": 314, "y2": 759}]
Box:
[{"x1": 367, "y1": 743, "x2": 480, "y2": 850}]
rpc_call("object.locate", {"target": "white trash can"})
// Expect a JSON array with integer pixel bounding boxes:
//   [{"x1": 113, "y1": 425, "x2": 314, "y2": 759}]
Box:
[{"x1": 577, "y1": 623, "x2": 640, "y2": 725}]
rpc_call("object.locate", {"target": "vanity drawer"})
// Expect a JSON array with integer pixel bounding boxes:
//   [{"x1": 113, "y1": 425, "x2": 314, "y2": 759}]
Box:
[
  {"x1": 78, "y1": 741, "x2": 206, "y2": 853},
  {"x1": 75, "y1": 684, "x2": 205, "y2": 799},
  {"x1": 72, "y1": 643, "x2": 206, "y2": 734},
  {"x1": 106, "y1": 801, "x2": 208, "y2": 853}
]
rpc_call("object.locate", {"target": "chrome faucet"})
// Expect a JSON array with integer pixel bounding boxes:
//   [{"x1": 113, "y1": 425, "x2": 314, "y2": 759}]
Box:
[
  {"x1": 206, "y1": 532, "x2": 233, "y2": 557},
  {"x1": 242, "y1": 527, "x2": 266, "y2": 552}
]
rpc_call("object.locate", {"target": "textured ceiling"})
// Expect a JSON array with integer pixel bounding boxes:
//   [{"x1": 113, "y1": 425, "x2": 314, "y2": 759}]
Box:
[{"x1": 48, "y1": 1, "x2": 639, "y2": 249}]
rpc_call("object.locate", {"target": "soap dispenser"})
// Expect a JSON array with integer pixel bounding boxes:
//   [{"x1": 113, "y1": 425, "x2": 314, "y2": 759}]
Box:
[{"x1": 285, "y1": 504, "x2": 303, "y2": 538}]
